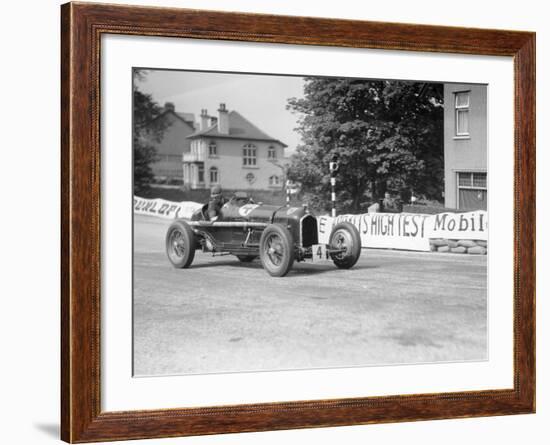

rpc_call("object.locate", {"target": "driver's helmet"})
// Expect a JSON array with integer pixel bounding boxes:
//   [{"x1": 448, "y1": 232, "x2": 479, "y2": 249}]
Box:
[{"x1": 210, "y1": 185, "x2": 222, "y2": 197}]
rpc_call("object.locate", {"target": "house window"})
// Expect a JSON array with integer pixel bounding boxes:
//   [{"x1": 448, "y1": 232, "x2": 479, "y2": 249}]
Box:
[
  {"x1": 197, "y1": 164, "x2": 204, "y2": 183},
  {"x1": 208, "y1": 141, "x2": 217, "y2": 157},
  {"x1": 209, "y1": 166, "x2": 219, "y2": 184},
  {"x1": 268, "y1": 146, "x2": 277, "y2": 159},
  {"x1": 457, "y1": 172, "x2": 487, "y2": 210},
  {"x1": 243, "y1": 144, "x2": 257, "y2": 166},
  {"x1": 454, "y1": 91, "x2": 470, "y2": 137},
  {"x1": 269, "y1": 175, "x2": 280, "y2": 187}
]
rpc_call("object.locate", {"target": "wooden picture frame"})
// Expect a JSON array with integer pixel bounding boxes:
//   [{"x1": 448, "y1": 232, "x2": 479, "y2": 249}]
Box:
[{"x1": 61, "y1": 2, "x2": 535, "y2": 442}]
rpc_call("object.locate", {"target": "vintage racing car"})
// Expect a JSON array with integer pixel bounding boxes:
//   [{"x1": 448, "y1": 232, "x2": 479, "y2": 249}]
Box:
[{"x1": 165, "y1": 193, "x2": 361, "y2": 277}]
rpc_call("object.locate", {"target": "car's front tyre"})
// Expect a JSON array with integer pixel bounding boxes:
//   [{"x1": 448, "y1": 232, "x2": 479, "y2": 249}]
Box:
[
  {"x1": 329, "y1": 222, "x2": 361, "y2": 269},
  {"x1": 259, "y1": 224, "x2": 294, "y2": 277},
  {"x1": 166, "y1": 220, "x2": 196, "y2": 268}
]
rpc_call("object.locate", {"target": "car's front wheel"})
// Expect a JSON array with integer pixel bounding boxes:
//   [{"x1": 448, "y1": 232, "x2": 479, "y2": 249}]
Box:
[
  {"x1": 166, "y1": 220, "x2": 196, "y2": 268},
  {"x1": 329, "y1": 222, "x2": 361, "y2": 269},
  {"x1": 259, "y1": 224, "x2": 294, "y2": 277}
]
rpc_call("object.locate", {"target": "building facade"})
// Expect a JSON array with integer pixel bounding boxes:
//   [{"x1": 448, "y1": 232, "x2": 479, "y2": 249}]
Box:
[
  {"x1": 148, "y1": 102, "x2": 196, "y2": 183},
  {"x1": 183, "y1": 104, "x2": 287, "y2": 191},
  {"x1": 443, "y1": 83, "x2": 487, "y2": 210}
]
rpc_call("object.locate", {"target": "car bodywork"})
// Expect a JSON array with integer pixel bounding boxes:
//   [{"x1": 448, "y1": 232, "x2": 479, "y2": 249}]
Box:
[
  {"x1": 166, "y1": 194, "x2": 361, "y2": 276},
  {"x1": 189, "y1": 197, "x2": 320, "y2": 261}
]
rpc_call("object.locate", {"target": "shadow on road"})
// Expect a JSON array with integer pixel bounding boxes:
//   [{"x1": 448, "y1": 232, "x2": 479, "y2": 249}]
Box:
[
  {"x1": 187, "y1": 257, "x2": 378, "y2": 276},
  {"x1": 288, "y1": 263, "x2": 379, "y2": 276},
  {"x1": 188, "y1": 259, "x2": 264, "y2": 270}
]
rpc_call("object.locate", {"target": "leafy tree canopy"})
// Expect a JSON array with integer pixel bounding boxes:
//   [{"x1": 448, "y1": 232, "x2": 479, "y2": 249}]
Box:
[
  {"x1": 133, "y1": 69, "x2": 170, "y2": 194},
  {"x1": 287, "y1": 78, "x2": 443, "y2": 213}
]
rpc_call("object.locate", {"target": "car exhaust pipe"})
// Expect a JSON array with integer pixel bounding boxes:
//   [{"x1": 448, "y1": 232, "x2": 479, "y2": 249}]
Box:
[{"x1": 188, "y1": 221, "x2": 268, "y2": 229}]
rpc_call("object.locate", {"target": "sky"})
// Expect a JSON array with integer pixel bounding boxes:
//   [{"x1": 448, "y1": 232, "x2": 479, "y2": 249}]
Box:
[{"x1": 135, "y1": 69, "x2": 306, "y2": 153}]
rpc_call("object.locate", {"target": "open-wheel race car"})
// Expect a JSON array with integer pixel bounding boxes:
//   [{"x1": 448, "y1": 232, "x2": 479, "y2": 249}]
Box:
[{"x1": 165, "y1": 193, "x2": 361, "y2": 277}]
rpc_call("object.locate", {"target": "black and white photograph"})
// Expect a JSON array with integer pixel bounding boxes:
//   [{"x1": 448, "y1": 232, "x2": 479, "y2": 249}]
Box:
[
  {"x1": 3, "y1": 0, "x2": 545, "y2": 443},
  {"x1": 132, "y1": 68, "x2": 488, "y2": 377}
]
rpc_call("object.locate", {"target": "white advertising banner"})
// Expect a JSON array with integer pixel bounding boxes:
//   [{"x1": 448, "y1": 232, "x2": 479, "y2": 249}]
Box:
[
  {"x1": 318, "y1": 210, "x2": 488, "y2": 251},
  {"x1": 133, "y1": 196, "x2": 202, "y2": 220},
  {"x1": 133, "y1": 196, "x2": 487, "y2": 251},
  {"x1": 318, "y1": 213, "x2": 432, "y2": 251},
  {"x1": 426, "y1": 211, "x2": 488, "y2": 241}
]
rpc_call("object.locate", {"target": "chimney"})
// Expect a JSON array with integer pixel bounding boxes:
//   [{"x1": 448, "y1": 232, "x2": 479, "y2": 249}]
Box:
[
  {"x1": 200, "y1": 109, "x2": 209, "y2": 131},
  {"x1": 217, "y1": 103, "x2": 229, "y2": 134},
  {"x1": 164, "y1": 102, "x2": 175, "y2": 112}
]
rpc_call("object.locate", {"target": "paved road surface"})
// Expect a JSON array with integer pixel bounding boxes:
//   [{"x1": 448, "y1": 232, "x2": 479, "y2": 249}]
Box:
[{"x1": 133, "y1": 215, "x2": 487, "y2": 376}]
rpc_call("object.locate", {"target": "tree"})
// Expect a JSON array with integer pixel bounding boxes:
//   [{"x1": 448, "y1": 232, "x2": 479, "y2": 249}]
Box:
[
  {"x1": 287, "y1": 78, "x2": 443, "y2": 213},
  {"x1": 133, "y1": 69, "x2": 170, "y2": 194}
]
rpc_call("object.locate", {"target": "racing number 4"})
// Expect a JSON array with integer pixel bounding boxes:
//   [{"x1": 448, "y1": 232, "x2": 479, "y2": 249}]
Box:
[{"x1": 312, "y1": 244, "x2": 328, "y2": 262}]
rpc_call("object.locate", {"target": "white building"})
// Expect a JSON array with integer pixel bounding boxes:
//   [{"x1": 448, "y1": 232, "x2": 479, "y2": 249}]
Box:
[{"x1": 183, "y1": 103, "x2": 288, "y2": 191}]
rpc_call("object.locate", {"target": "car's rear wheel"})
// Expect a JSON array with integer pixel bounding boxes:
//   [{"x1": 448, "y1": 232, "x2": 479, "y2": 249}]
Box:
[
  {"x1": 166, "y1": 220, "x2": 196, "y2": 268},
  {"x1": 259, "y1": 224, "x2": 294, "y2": 277},
  {"x1": 329, "y1": 222, "x2": 361, "y2": 269},
  {"x1": 236, "y1": 255, "x2": 257, "y2": 262}
]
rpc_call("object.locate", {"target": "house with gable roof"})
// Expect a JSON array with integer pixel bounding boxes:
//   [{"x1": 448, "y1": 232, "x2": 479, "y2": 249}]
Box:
[
  {"x1": 183, "y1": 103, "x2": 288, "y2": 190},
  {"x1": 147, "y1": 102, "x2": 196, "y2": 183}
]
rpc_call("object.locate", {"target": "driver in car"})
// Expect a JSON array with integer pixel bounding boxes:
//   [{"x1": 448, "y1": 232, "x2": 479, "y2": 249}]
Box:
[{"x1": 207, "y1": 185, "x2": 226, "y2": 220}]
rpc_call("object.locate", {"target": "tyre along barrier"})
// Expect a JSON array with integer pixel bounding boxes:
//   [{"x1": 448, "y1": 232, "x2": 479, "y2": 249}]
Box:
[{"x1": 134, "y1": 196, "x2": 487, "y2": 254}]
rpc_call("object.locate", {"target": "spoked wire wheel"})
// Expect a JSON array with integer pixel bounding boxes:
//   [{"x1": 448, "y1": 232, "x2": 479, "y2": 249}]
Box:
[
  {"x1": 169, "y1": 230, "x2": 186, "y2": 258},
  {"x1": 264, "y1": 233, "x2": 285, "y2": 266},
  {"x1": 329, "y1": 222, "x2": 361, "y2": 269},
  {"x1": 165, "y1": 220, "x2": 196, "y2": 268},
  {"x1": 259, "y1": 224, "x2": 294, "y2": 277}
]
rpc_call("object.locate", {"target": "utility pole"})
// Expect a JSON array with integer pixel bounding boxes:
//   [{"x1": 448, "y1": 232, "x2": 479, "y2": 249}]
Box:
[{"x1": 329, "y1": 154, "x2": 339, "y2": 217}]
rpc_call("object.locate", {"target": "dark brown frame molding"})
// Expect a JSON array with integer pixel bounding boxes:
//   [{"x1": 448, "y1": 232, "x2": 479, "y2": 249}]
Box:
[{"x1": 61, "y1": 2, "x2": 536, "y2": 442}]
